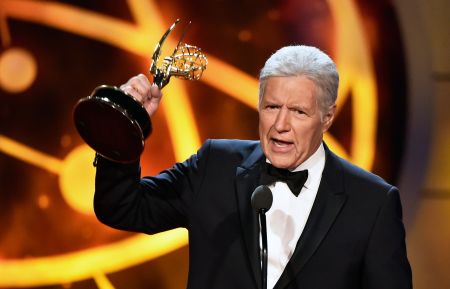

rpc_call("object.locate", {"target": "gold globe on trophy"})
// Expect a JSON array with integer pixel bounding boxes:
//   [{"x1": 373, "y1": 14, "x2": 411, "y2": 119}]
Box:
[{"x1": 73, "y1": 19, "x2": 207, "y2": 163}]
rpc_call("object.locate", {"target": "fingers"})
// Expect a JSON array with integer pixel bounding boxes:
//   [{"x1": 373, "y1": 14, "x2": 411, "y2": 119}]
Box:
[
  {"x1": 134, "y1": 74, "x2": 151, "y2": 96},
  {"x1": 120, "y1": 74, "x2": 151, "y2": 103},
  {"x1": 120, "y1": 74, "x2": 163, "y2": 117},
  {"x1": 149, "y1": 83, "x2": 163, "y2": 101}
]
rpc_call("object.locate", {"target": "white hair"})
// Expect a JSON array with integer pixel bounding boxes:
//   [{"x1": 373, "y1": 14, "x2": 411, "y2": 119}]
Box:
[{"x1": 259, "y1": 45, "x2": 339, "y2": 113}]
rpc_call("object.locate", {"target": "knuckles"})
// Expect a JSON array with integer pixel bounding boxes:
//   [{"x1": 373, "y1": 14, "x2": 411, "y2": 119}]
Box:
[{"x1": 120, "y1": 74, "x2": 161, "y2": 107}]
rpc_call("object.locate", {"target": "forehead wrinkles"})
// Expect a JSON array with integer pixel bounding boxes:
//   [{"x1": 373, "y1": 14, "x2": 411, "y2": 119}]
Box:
[
  {"x1": 266, "y1": 88, "x2": 317, "y2": 111},
  {"x1": 260, "y1": 76, "x2": 321, "y2": 111}
]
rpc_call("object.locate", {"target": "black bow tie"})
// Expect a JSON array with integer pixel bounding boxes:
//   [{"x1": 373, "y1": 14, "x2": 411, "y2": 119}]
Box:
[{"x1": 260, "y1": 163, "x2": 308, "y2": 197}]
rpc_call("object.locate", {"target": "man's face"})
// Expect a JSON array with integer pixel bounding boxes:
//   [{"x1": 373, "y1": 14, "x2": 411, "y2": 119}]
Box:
[{"x1": 258, "y1": 76, "x2": 335, "y2": 170}]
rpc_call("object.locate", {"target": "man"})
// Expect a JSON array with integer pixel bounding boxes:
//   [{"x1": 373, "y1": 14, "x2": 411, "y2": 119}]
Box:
[{"x1": 94, "y1": 45, "x2": 412, "y2": 289}]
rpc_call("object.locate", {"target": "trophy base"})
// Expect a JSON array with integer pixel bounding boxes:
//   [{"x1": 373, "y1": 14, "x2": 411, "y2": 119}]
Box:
[{"x1": 73, "y1": 85, "x2": 151, "y2": 163}]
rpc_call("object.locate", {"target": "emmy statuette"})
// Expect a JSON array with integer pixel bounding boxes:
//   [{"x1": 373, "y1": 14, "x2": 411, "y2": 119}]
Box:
[{"x1": 73, "y1": 20, "x2": 207, "y2": 163}]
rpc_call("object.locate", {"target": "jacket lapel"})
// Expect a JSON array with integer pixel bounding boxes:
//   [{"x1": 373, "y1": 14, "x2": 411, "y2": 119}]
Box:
[
  {"x1": 274, "y1": 146, "x2": 347, "y2": 289},
  {"x1": 235, "y1": 144, "x2": 265, "y2": 289}
]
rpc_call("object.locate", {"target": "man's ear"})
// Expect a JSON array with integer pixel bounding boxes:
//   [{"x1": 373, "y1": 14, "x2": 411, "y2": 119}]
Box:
[{"x1": 322, "y1": 104, "x2": 336, "y2": 133}]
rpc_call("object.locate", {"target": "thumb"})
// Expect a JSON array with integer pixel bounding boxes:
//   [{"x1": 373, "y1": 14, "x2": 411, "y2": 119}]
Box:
[{"x1": 144, "y1": 84, "x2": 163, "y2": 116}]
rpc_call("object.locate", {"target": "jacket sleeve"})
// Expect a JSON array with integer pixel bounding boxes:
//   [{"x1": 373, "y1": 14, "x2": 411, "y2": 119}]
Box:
[
  {"x1": 362, "y1": 186, "x2": 413, "y2": 289},
  {"x1": 93, "y1": 139, "x2": 212, "y2": 234}
]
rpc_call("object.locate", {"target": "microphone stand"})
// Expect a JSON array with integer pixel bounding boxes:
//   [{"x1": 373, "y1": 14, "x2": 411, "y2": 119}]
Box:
[
  {"x1": 251, "y1": 185, "x2": 272, "y2": 289},
  {"x1": 259, "y1": 209, "x2": 268, "y2": 289}
]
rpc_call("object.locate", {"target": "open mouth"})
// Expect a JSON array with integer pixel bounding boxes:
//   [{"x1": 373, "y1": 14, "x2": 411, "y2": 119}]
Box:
[{"x1": 271, "y1": 138, "x2": 294, "y2": 150}]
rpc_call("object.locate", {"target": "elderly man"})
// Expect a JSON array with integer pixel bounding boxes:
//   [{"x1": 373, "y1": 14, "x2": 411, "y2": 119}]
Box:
[{"x1": 94, "y1": 45, "x2": 412, "y2": 289}]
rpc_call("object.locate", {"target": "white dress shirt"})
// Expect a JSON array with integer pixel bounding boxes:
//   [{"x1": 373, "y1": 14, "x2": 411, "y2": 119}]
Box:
[{"x1": 265, "y1": 143, "x2": 326, "y2": 289}]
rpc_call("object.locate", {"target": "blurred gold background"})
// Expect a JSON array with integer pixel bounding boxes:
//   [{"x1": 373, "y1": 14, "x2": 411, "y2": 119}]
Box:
[{"x1": 0, "y1": 0, "x2": 448, "y2": 288}]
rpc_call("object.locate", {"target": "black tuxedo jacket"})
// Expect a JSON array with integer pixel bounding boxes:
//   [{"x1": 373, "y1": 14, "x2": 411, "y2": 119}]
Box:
[{"x1": 94, "y1": 139, "x2": 412, "y2": 289}]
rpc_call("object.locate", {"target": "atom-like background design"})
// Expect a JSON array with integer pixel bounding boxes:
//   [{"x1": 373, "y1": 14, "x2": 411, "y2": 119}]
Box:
[{"x1": 2, "y1": 0, "x2": 448, "y2": 288}]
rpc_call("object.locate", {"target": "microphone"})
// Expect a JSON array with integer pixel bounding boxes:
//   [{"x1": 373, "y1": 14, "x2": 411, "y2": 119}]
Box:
[
  {"x1": 251, "y1": 185, "x2": 273, "y2": 289},
  {"x1": 251, "y1": 185, "x2": 273, "y2": 212}
]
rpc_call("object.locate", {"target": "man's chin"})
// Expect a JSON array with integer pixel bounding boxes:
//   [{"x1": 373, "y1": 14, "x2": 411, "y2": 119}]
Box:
[{"x1": 267, "y1": 156, "x2": 296, "y2": 170}]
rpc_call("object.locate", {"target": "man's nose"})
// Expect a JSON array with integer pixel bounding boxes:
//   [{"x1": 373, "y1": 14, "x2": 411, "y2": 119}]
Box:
[{"x1": 274, "y1": 108, "x2": 290, "y2": 132}]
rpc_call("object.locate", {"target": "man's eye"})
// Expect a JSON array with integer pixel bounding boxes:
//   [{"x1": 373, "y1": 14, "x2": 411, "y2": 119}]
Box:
[
  {"x1": 266, "y1": 105, "x2": 278, "y2": 110},
  {"x1": 289, "y1": 108, "x2": 304, "y2": 114}
]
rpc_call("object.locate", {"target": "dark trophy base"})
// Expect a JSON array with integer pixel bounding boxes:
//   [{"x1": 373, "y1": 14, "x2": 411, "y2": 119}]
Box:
[{"x1": 73, "y1": 85, "x2": 152, "y2": 163}]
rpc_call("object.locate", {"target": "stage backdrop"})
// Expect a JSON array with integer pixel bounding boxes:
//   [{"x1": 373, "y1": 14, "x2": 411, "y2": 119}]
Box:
[{"x1": 1, "y1": 0, "x2": 447, "y2": 288}]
